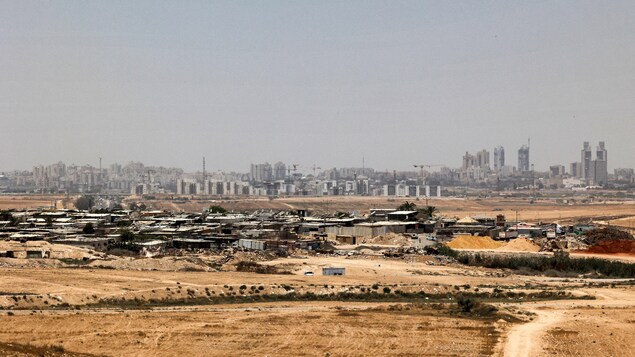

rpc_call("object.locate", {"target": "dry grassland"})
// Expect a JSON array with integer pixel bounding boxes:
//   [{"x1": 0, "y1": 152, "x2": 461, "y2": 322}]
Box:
[
  {"x1": 0, "y1": 255, "x2": 633, "y2": 356},
  {"x1": 0, "y1": 303, "x2": 505, "y2": 357}
]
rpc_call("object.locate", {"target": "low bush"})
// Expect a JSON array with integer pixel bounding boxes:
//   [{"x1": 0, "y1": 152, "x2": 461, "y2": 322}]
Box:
[{"x1": 440, "y1": 247, "x2": 635, "y2": 279}]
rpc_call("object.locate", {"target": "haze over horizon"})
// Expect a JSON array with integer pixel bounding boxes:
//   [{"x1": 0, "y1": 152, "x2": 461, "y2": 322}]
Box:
[{"x1": 1, "y1": 1, "x2": 634, "y2": 173}]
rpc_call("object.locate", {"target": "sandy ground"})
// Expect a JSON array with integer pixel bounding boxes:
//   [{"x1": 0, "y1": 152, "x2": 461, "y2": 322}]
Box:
[
  {"x1": 0, "y1": 302, "x2": 506, "y2": 357},
  {"x1": 0, "y1": 255, "x2": 521, "y2": 308},
  {"x1": 1, "y1": 195, "x2": 635, "y2": 355},
  {"x1": 503, "y1": 288, "x2": 635, "y2": 357},
  {"x1": 0, "y1": 195, "x2": 73, "y2": 210},
  {"x1": 0, "y1": 254, "x2": 632, "y2": 356}
]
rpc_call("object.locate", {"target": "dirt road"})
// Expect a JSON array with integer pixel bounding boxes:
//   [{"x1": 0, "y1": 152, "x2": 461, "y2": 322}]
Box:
[{"x1": 503, "y1": 288, "x2": 635, "y2": 357}]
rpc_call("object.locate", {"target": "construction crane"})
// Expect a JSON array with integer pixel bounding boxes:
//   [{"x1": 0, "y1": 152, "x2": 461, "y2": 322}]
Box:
[
  {"x1": 290, "y1": 164, "x2": 321, "y2": 177},
  {"x1": 413, "y1": 164, "x2": 442, "y2": 206}
]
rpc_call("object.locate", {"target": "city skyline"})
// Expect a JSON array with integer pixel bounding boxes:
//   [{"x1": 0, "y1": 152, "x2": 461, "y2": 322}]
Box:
[
  {"x1": 2, "y1": 1, "x2": 635, "y2": 172},
  {"x1": 2, "y1": 140, "x2": 617, "y2": 176}
]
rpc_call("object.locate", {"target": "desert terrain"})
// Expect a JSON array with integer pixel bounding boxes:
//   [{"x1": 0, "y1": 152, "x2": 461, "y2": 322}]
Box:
[
  {"x1": 0, "y1": 253, "x2": 633, "y2": 356},
  {"x1": 1, "y1": 195, "x2": 634, "y2": 356}
]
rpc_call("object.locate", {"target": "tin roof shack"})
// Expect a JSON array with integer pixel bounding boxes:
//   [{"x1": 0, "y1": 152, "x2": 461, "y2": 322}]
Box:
[
  {"x1": 326, "y1": 221, "x2": 417, "y2": 238},
  {"x1": 265, "y1": 239, "x2": 293, "y2": 253},
  {"x1": 435, "y1": 216, "x2": 499, "y2": 238},
  {"x1": 322, "y1": 267, "x2": 345, "y2": 276},
  {"x1": 335, "y1": 235, "x2": 357, "y2": 245},
  {"x1": 172, "y1": 238, "x2": 217, "y2": 250},
  {"x1": 298, "y1": 222, "x2": 339, "y2": 235},
  {"x1": 238, "y1": 239, "x2": 266, "y2": 251},
  {"x1": 505, "y1": 223, "x2": 544, "y2": 238},
  {"x1": 387, "y1": 210, "x2": 419, "y2": 222},
  {"x1": 53, "y1": 237, "x2": 114, "y2": 252},
  {"x1": 294, "y1": 240, "x2": 322, "y2": 251},
  {"x1": 368, "y1": 209, "x2": 397, "y2": 222},
  {"x1": 0, "y1": 251, "x2": 13, "y2": 258},
  {"x1": 26, "y1": 250, "x2": 48, "y2": 259},
  {"x1": 172, "y1": 236, "x2": 238, "y2": 250},
  {"x1": 137, "y1": 240, "x2": 168, "y2": 255},
  {"x1": 471, "y1": 215, "x2": 496, "y2": 226}
]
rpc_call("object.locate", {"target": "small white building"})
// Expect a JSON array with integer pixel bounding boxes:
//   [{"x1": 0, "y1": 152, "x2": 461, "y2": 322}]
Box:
[{"x1": 322, "y1": 267, "x2": 345, "y2": 276}]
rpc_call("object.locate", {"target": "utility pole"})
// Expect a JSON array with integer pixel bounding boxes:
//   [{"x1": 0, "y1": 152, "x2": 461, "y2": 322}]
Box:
[{"x1": 531, "y1": 163, "x2": 535, "y2": 201}]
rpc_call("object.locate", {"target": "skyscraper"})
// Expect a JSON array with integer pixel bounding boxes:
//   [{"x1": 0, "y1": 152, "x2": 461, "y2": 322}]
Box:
[
  {"x1": 273, "y1": 162, "x2": 287, "y2": 180},
  {"x1": 493, "y1": 146, "x2": 505, "y2": 171},
  {"x1": 596, "y1": 141, "x2": 607, "y2": 161},
  {"x1": 518, "y1": 144, "x2": 530, "y2": 172},
  {"x1": 476, "y1": 150, "x2": 490, "y2": 169},
  {"x1": 591, "y1": 141, "x2": 608, "y2": 186},
  {"x1": 250, "y1": 163, "x2": 273, "y2": 183},
  {"x1": 579, "y1": 141, "x2": 608, "y2": 185},
  {"x1": 581, "y1": 142, "x2": 592, "y2": 181}
]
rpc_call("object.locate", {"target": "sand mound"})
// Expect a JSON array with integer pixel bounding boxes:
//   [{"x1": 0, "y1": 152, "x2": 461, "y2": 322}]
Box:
[
  {"x1": 447, "y1": 235, "x2": 503, "y2": 249},
  {"x1": 497, "y1": 238, "x2": 541, "y2": 252},
  {"x1": 360, "y1": 233, "x2": 412, "y2": 246},
  {"x1": 585, "y1": 240, "x2": 635, "y2": 255}
]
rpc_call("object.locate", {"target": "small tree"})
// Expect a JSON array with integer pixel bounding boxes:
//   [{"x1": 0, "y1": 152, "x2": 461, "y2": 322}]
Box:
[
  {"x1": 0, "y1": 210, "x2": 12, "y2": 222},
  {"x1": 419, "y1": 206, "x2": 439, "y2": 220},
  {"x1": 75, "y1": 196, "x2": 94, "y2": 211},
  {"x1": 119, "y1": 229, "x2": 135, "y2": 242},
  {"x1": 82, "y1": 223, "x2": 95, "y2": 235},
  {"x1": 457, "y1": 295, "x2": 475, "y2": 313},
  {"x1": 208, "y1": 205, "x2": 227, "y2": 214},
  {"x1": 397, "y1": 201, "x2": 417, "y2": 211}
]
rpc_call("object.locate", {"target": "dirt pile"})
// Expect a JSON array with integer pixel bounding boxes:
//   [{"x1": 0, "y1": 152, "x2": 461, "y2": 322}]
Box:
[
  {"x1": 585, "y1": 240, "x2": 635, "y2": 255},
  {"x1": 447, "y1": 235, "x2": 504, "y2": 249},
  {"x1": 360, "y1": 233, "x2": 412, "y2": 246},
  {"x1": 584, "y1": 227, "x2": 633, "y2": 245},
  {"x1": 497, "y1": 238, "x2": 541, "y2": 252},
  {"x1": 88, "y1": 256, "x2": 215, "y2": 271}
]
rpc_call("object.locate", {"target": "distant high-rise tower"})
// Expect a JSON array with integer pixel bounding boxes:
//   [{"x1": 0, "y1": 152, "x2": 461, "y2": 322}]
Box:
[
  {"x1": 590, "y1": 141, "x2": 608, "y2": 186},
  {"x1": 273, "y1": 162, "x2": 287, "y2": 180},
  {"x1": 250, "y1": 163, "x2": 273, "y2": 183},
  {"x1": 596, "y1": 141, "x2": 607, "y2": 162},
  {"x1": 493, "y1": 146, "x2": 505, "y2": 171},
  {"x1": 581, "y1": 141, "x2": 592, "y2": 181},
  {"x1": 476, "y1": 149, "x2": 490, "y2": 169},
  {"x1": 570, "y1": 162, "x2": 582, "y2": 178},
  {"x1": 517, "y1": 141, "x2": 530, "y2": 172}
]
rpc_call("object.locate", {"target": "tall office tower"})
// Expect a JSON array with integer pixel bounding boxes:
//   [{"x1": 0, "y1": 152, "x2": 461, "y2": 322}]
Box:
[
  {"x1": 596, "y1": 141, "x2": 607, "y2": 161},
  {"x1": 250, "y1": 163, "x2": 273, "y2": 183},
  {"x1": 493, "y1": 146, "x2": 505, "y2": 171},
  {"x1": 570, "y1": 162, "x2": 582, "y2": 178},
  {"x1": 476, "y1": 149, "x2": 490, "y2": 169},
  {"x1": 462, "y1": 152, "x2": 476, "y2": 170},
  {"x1": 273, "y1": 162, "x2": 287, "y2": 180},
  {"x1": 590, "y1": 141, "x2": 608, "y2": 186},
  {"x1": 517, "y1": 144, "x2": 530, "y2": 172},
  {"x1": 581, "y1": 141, "x2": 592, "y2": 181}
]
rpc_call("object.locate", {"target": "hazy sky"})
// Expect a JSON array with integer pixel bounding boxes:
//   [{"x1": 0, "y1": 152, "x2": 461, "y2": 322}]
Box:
[{"x1": 1, "y1": 1, "x2": 634, "y2": 173}]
